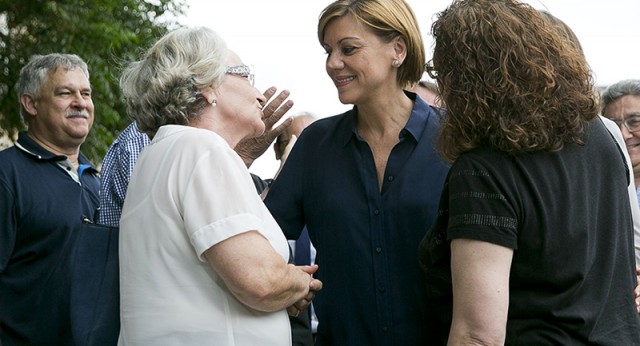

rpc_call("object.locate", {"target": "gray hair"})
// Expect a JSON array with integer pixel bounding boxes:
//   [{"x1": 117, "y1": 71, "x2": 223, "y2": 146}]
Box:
[
  {"x1": 17, "y1": 53, "x2": 89, "y2": 122},
  {"x1": 601, "y1": 79, "x2": 640, "y2": 114},
  {"x1": 119, "y1": 26, "x2": 229, "y2": 138}
]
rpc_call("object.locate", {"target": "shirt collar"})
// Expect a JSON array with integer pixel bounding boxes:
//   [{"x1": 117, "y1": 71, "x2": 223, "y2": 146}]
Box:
[
  {"x1": 15, "y1": 131, "x2": 66, "y2": 161},
  {"x1": 403, "y1": 91, "x2": 431, "y2": 142},
  {"x1": 15, "y1": 131, "x2": 98, "y2": 172},
  {"x1": 341, "y1": 90, "x2": 435, "y2": 146}
]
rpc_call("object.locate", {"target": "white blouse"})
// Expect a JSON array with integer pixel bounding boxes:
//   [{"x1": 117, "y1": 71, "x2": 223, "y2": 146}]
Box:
[{"x1": 119, "y1": 125, "x2": 291, "y2": 345}]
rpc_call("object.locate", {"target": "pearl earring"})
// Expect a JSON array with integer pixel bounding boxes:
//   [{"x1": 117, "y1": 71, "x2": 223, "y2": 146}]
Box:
[
  {"x1": 392, "y1": 59, "x2": 401, "y2": 67},
  {"x1": 210, "y1": 99, "x2": 217, "y2": 106}
]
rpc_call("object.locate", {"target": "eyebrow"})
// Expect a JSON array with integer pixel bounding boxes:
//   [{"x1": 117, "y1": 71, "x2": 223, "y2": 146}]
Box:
[
  {"x1": 54, "y1": 85, "x2": 92, "y2": 92},
  {"x1": 338, "y1": 36, "x2": 360, "y2": 44},
  {"x1": 323, "y1": 36, "x2": 361, "y2": 47}
]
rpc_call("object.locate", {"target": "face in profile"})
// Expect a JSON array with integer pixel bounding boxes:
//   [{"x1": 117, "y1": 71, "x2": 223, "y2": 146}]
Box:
[
  {"x1": 603, "y1": 95, "x2": 640, "y2": 169},
  {"x1": 215, "y1": 51, "x2": 266, "y2": 139}
]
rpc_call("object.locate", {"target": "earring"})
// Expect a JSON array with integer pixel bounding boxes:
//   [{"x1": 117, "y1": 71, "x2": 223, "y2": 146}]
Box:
[
  {"x1": 392, "y1": 59, "x2": 401, "y2": 67},
  {"x1": 210, "y1": 99, "x2": 217, "y2": 106}
]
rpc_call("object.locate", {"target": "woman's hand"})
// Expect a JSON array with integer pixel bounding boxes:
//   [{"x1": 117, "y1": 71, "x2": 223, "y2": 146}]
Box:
[{"x1": 287, "y1": 265, "x2": 323, "y2": 317}]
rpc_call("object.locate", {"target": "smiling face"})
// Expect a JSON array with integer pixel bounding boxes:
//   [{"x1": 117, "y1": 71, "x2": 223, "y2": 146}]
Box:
[
  {"x1": 603, "y1": 94, "x2": 640, "y2": 169},
  {"x1": 24, "y1": 67, "x2": 94, "y2": 150},
  {"x1": 322, "y1": 15, "x2": 401, "y2": 106}
]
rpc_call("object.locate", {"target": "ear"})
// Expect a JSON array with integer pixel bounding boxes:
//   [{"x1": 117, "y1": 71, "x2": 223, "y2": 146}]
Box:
[
  {"x1": 393, "y1": 36, "x2": 408, "y2": 64},
  {"x1": 20, "y1": 94, "x2": 37, "y2": 118},
  {"x1": 200, "y1": 86, "x2": 217, "y2": 105}
]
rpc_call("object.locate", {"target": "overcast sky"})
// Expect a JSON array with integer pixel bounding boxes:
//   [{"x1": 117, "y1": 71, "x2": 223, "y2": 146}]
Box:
[{"x1": 181, "y1": 0, "x2": 640, "y2": 178}]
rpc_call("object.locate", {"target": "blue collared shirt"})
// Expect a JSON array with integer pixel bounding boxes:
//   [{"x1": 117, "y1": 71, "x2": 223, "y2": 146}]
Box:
[
  {"x1": 98, "y1": 122, "x2": 150, "y2": 226},
  {"x1": 265, "y1": 93, "x2": 450, "y2": 346}
]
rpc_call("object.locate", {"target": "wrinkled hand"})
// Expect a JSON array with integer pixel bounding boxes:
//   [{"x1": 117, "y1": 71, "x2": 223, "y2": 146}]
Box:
[
  {"x1": 635, "y1": 267, "x2": 640, "y2": 313},
  {"x1": 235, "y1": 87, "x2": 294, "y2": 167},
  {"x1": 287, "y1": 265, "x2": 323, "y2": 317}
]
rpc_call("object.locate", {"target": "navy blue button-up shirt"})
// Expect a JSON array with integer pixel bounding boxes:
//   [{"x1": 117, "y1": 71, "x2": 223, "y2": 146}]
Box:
[{"x1": 265, "y1": 94, "x2": 450, "y2": 346}]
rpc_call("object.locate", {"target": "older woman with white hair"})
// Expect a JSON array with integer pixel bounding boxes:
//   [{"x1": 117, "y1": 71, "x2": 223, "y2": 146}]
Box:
[{"x1": 117, "y1": 26, "x2": 322, "y2": 345}]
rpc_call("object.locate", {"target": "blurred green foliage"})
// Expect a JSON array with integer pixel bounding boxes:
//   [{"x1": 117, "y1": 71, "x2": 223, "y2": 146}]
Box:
[{"x1": 0, "y1": 0, "x2": 186, "y2": 165}]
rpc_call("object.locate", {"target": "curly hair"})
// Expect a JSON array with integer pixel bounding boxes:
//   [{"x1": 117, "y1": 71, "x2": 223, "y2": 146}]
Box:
[
  {"x1": 318, "y1": 0, "x2": 425, "y2": 89},
  {"x1": 430, "y1": 0, "x2": 598, "y2": 162},
  {"x1": 120, "y1": 26, "x2": 228, "y2": 138}
]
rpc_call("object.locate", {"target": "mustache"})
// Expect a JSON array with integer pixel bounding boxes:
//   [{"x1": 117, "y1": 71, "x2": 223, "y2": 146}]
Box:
[{"x1": 66, "y1": 110, "x2": 90, "y2": 118}]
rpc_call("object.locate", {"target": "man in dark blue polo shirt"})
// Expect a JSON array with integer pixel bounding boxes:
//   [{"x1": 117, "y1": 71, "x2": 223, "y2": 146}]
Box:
[{"x1": 0, "y1": 53, "x2": 100, "y2": 345}]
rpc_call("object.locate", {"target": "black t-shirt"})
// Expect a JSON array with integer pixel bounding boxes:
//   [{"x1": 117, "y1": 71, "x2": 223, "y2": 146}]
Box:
[{"x1": 419, "y1": 119, "x2": 640, "y2": 345}]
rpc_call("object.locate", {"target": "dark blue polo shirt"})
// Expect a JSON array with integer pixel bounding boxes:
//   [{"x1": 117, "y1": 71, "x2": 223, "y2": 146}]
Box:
[
  {"x1": 0, "y1": 132, "x2": 100, "y2": 345},
  {"x1": 265, "y1": 93, "x2": 450, "y2": 346}
]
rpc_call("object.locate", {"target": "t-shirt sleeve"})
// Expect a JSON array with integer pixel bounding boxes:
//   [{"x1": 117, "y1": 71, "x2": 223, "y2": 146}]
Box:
[
  {"x1": 181, "y1": 139, "x2": 267, "y2": 260},
  {"x1": 446, "y1": 153, "x2": 519, "y2": 249}
]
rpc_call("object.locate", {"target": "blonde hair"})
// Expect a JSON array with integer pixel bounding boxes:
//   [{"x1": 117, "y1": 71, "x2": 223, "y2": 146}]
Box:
[{"x1": 318, "y1": 0, "x2": 425, "y2": 89}]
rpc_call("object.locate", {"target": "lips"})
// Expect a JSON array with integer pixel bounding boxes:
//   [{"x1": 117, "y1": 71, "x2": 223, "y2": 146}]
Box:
[
  {"x1": 334, "y1": 76, "x2": 355, "y2": 88},
  {"x1": 66, "y1": 111, "x2": 89, "y2": 119}
]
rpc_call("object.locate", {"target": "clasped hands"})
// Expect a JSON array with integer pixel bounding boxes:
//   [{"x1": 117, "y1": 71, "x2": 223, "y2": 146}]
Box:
[{"x1": 287, "y1": 264, "x2": 323, "y2": 318}]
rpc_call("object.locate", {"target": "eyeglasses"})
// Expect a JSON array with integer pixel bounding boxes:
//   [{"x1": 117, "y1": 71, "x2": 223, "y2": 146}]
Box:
[
  {"x1": 425, "y1": 60, "x2": 438, "y2": 79},
  {"x1": 608, "y1": 113, "x2": 640, "y2": 133},
  {"x1": 226, "y1": 65, "x2": 255, "y2": 86}
]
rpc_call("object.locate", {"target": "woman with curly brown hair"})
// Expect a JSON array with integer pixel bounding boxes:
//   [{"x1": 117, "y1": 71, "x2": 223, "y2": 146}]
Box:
[{"x1": 418, "y1": 0, "x2": 640, "y2": 344}]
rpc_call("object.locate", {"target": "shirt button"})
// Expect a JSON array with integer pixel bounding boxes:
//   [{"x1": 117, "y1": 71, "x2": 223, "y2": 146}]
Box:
[
  {"x1": 387, "y1": 175, "x2": 394, "y2": 182},
  {"x1": 376, "y1": 247, "x2": 382, "y2": 253},
  {"x1": 382, "y1": 326, "x2": 389, "y2": 333},
  {"x1": 378, "y1": 286, "x2": 386, "y2": 293},
  {"x1": 374, "y1": 209, "x2": 380, "y2": 215}
]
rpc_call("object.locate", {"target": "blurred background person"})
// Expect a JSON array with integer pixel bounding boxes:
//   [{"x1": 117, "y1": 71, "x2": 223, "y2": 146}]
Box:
[
  {"x1": 117, "y1": 26, "x2": 321, "y2": 345},
  {"x1": 270, "y1": 112, "x2": 318, "y2": 180},
  {"x1": 601, "y1": 79, "x2": 640, "y2": 201},
  {"x1": 419, "y1": 0, "x2": 640, "y2": 344},
  {"x1": 410, "y1": 79, "x2": 441, "y2": 107},
  {"x1": 264, "y1": 0, "x2": 450, "y2": 345}
]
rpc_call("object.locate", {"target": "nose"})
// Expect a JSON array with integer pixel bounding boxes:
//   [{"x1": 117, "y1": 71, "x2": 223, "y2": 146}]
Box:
[
  {"x1": 257, "y1": 90, "x2": 267, "y2": 106},
  {"x1": 619, "y1": 122, "x2": 635, "y2": 140},
  {"x1": 71, "y1": 91, "x2": 89, "y2": 109},
  {"x1": 326, "y1": 52, "x2": 344, "y2": 71}
]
